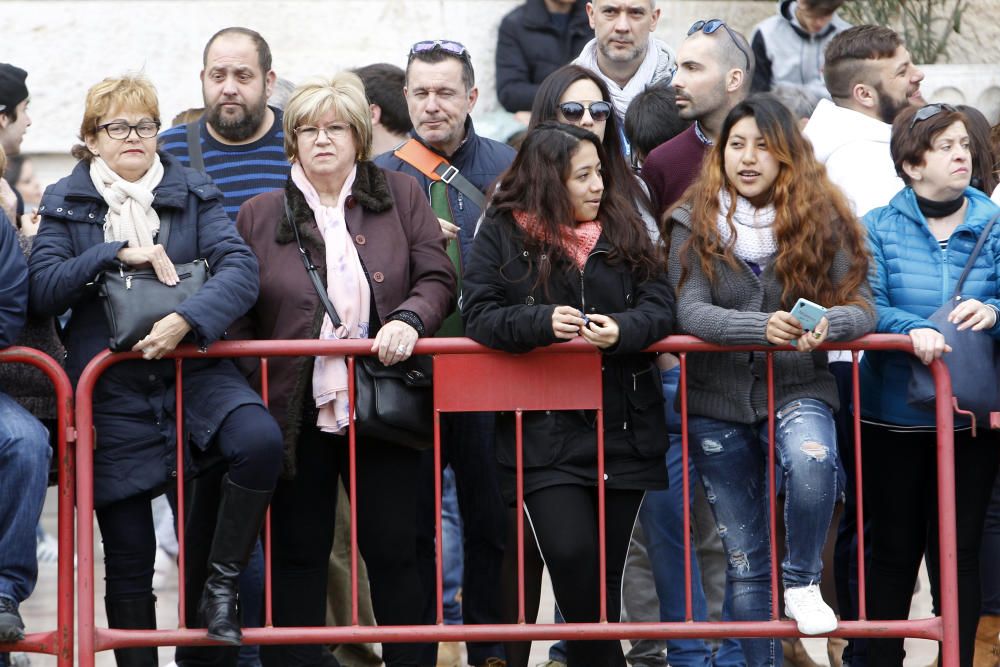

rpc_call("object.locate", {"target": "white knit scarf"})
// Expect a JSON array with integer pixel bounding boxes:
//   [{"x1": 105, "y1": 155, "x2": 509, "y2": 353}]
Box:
[
  {"x1": 716, "y1": 189, "x2": 778, "y2": 266},
  {"x1": 90, "y1": 154, "x2": 164, "y2": 247},
  {"x1": 573, "y1": 36, "x2": 675, "y2": 121}
]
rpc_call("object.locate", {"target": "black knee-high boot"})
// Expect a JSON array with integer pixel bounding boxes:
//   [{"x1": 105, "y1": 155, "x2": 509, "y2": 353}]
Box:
[
  {"x1": 105, "y1": 595, "x2": 158, "y2": 666},
  {"x1": 198, "y1": 474, "x2": 272, "y2": 645}
]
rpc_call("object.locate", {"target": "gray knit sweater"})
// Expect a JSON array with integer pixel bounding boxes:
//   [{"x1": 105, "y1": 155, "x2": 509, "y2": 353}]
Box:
[{"x1": 668, "y1": 204, "x2": 875, "y2": 424}]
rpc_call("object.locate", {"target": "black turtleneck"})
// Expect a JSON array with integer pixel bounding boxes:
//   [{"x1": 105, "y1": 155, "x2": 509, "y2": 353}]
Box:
[{"x1": 916, "y1": 193, "x2": 965, "y2": 219}]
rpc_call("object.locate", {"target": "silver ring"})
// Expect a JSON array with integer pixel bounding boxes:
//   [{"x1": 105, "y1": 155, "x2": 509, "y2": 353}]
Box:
[{"x1": 396, "y1": 344, "x2": 406, "y2": 353}]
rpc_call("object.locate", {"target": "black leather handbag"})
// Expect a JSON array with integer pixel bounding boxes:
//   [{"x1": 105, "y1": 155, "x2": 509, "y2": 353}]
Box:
[
  {"x1": 97, "y1": 212, "x2": 209, "y2": 352},
  {"x1": 286, "y1": 196, "x2": 434, "y2": 450}
]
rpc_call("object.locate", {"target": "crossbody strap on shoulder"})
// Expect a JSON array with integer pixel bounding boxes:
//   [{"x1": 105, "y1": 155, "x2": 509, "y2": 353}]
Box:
[
  {"x1": 393, "y1": 138, "x2": 485, "y2": 209},
  {"x1": 186, "y1": 120, "x2": 205, "y2": 174},
  {"x1": 953, "y1": 211, "x2": 1000, "y2": 298},
  {"x1": 283, "y1": 195, "x2": 343, "y2": 329}
]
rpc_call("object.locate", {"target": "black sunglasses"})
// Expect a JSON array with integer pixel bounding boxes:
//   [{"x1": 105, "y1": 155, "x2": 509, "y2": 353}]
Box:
[
  {"x1": 558, "y1": 101, "x2": 613, "y2": 123},
  {"x1": 688, "y1": 19, "x2": 752, "y2": 71},
  {"x1": 909, "y1": 103, "x2": 957, "y2": 129},
  {"x1": 409, "y1": 40, "x2": 470, "y2": 60}
]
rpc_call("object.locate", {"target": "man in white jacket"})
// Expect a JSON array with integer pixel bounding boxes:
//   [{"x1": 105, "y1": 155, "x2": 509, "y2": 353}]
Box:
[{"x1": 803, "y1": 25, "x2": 925, "y2": 216}]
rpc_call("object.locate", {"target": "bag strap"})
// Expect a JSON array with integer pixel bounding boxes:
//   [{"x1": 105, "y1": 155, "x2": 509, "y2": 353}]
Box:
[
  {"x1": 393, "y1": 138, "x2": 485, "y2": 209},
  {"x1": 186, "y1": 120, "x2": 205, "y2": 173},
  {"x1": 284, "y1": 195, "x2": 343, "y2": 329},
  {"x1": 952, "y1": 210, "x2": 1000, "y2": 298},
  {"x1": 157, "y1": 210, "x2": 174, "y2": 249}
]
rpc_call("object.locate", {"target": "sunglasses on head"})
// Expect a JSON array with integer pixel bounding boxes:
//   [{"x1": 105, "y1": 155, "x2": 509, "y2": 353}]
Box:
[
  {"x1": 558, "y1": 100, "x2": 613, "y2": 123},
  {"x1": 909, "y1": 102, "x2": 957, "y2": 129},
  {"x1": 409, "y1": 40, "x2": 470, "y2": 60},
  {"x1": 688, "y1": 19, "x2": 752, "y2": 71}
]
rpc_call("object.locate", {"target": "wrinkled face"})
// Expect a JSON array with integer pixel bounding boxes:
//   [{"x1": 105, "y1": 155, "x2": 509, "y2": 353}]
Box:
[
  {"x1": 723, "y1": 116, "x2": 780, "y2": 207},
  {"x1": 565, "y1": 140, "x2": 605, "y2": 222},
  {"x1": 587, "y1": 0, "x2": 660, "y2": 66},
  {"x1": 85, "y1": 106, "x2": 158, "y2": 182},
  {"x1": 795, "y1": 3, "x2": 836, "y2": 34},
  {"x1": 201, "y1": 33, "x2": 275, "y2": 142},
  {"x1": 871, "y1": 46, "x2": 925, "y2": 124},
  {"x1": 672, "y1": 34, "x2": 729, "y2": 122},
  {"x1": 906, "y1": 121, "x2": 972, "y2": 200},
  {"x1": 294, "y1": 110, "x2": 358, "y2": 183},
  {"x1": 0, "y1": 98, "x2": 32, "y2": 156},
  {"x1": 558, "y1": 79, "x2": 608, "y2": 141},
  {"x1": 404, "y1": 58, "x2": 478, "y2": 156}
]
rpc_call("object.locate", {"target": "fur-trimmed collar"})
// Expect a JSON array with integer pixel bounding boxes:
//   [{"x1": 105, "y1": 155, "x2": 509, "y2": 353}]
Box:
[{"x1": 275, "y1": 160, "x2": 393, "y2": 244}]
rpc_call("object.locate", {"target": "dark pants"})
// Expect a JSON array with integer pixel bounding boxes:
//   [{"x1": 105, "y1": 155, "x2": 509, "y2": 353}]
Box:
[
  {"x1": 861, "y1": 422, "x2": 999, "y2": 667},
  {"x1": 523, "y1": 484, "x2": 644, "y2": 667},
  {"x1": 416, "y1": 413, "x2": 506, "y2": 664},
  {"x1": 260, "y1": 424, "x2": 431, "y2": 667}
]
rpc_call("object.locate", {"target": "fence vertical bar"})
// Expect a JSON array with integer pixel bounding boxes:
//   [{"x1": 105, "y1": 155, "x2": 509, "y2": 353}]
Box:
[
  {"x1": 260, "y1": 358, "x2": 274, "y2": 628},
  {"x1": 347, "y1": 355, "x2": 360, "y2": 625},
  {"x1": 597, "y1": 407, "x2": 607, "y2": 623},
  {"x1": 175, "y1": 358, "x2": 187, "y2": 628},
  {"x1": 679, "y1": 353, "x2": 693, "y2": 622},
  {"x1": 851, "y1": 351, "x2": 867, "y2": 621},
  {"x1": 932, "y1": 359, "x2": 959, "y2": 667},
  {"x1": 435, "y1": 399, "x2": 445, "y2": 625},
  {"x1": 515, "y1": 409, "x2": 526, "y2": 624},
  {"x1": 766, "y1": 353, "x2": 779, "y2": 620}
]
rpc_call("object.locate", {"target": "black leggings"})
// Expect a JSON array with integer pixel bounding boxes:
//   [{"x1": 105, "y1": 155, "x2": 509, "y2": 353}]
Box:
[
  {"x1": 260, "y1": 424, "x2": 430, "y2": 667},
  {"x1": 523, "y1": 485, "x2": 644, "y2": 667},
  {"x1": 97, "y1": 403, "x2": 282, "y2": 601},
  {"x1": 861, "y1": 422, "x2": 999, "y2": 667}
]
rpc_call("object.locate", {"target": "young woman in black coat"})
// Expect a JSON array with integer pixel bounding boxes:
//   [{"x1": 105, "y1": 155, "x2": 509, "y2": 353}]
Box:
[{"x1": 463, "y1": 122, "x2": 674, "y2": 666}]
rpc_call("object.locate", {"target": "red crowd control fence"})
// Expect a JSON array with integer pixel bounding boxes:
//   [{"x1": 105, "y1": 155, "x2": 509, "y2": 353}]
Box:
[
  {"x1": 0, "y1": 346, "x2": 75, "y2": 667},
  {"x1": 73, "y1": 335, "x2": 960, "y2": 666}
]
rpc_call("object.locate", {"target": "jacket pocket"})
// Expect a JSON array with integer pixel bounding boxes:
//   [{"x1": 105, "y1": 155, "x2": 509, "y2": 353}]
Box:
[
  {"x1": 495, "y1": 410, "x2": 564, "y2": 469},
  {"x1": 624, "y1": 363, "x2": 667, "y2": 458}
]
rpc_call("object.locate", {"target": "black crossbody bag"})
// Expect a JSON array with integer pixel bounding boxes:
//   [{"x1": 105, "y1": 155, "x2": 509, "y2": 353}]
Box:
[{"x1": 285, "y1": 196, "x2": 433, "y2": 450}]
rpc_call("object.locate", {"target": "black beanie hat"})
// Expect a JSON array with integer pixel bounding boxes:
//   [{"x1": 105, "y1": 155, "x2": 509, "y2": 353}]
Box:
[{"x1": 0, "y1": 64, "x2": 29, "y2": 111}]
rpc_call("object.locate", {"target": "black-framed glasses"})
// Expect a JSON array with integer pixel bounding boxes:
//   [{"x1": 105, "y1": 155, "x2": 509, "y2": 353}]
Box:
[
  {"x1": 97, "y1": 120, "x2": 161, "y2": 140},
  {"x1": 558, "y1": 101, "x2": 613, "y2": 123},
  {"x1": 688, "y1": 19, "x2": 752, "y2": 71},
  {"x1": 409, "y1": 40, "x2": 470, "y2": 60},
  {"x1": 909, "y1": 103, "x2": 957, "y2": 129}
]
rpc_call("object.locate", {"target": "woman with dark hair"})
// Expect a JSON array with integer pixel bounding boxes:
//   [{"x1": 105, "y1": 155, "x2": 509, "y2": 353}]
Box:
[
  {"x1": 956, "y1": 105, "x2": 999, "y2": 195},
  {"x1": 861, "y1": 103, "x2": 1000, "y2": 667},
  {"x1": 668, "y1": 94, "x2": 874, "y2": 666},
  {"x1": 463, "y1": 121, "x2": 674, "y2": 667}
]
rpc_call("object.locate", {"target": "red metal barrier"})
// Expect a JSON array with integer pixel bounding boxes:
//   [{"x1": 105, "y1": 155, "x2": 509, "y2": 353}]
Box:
[
  {"x1": 0, "y1": 346, "x2": 75, "y2": 667},
  {"x1": 73, "y1": 335, "x2": 959, "y2": 666}
]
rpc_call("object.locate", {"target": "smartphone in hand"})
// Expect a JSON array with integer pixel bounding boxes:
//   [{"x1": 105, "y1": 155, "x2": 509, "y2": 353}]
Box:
[{"x1": 789, "y1": 297, "x2": 827, "y2": 331}]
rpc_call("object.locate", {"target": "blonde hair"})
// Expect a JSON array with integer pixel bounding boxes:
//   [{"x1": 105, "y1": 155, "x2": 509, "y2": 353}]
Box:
[
  {"x1": 73, "y1": 74, "x2": 160, "y2": 161},
  {"x1": 282, "y1": 72, "x2": 373, "y2": 163},
  {"x1": 0, "y1": 144, "x2": 6, "y2": 176}
]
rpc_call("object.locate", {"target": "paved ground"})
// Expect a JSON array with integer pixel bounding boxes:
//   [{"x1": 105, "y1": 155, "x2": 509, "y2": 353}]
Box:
[{"x1": 18, "y1": 487, "x2": 938, "y2": 667}]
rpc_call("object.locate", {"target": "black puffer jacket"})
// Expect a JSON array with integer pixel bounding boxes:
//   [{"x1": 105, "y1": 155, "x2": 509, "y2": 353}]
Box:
[{"x1": 463, "y1": 209, "x2": 674, "y2": 500}]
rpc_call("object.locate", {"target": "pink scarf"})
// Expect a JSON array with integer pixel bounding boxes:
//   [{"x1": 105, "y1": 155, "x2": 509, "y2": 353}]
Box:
[
  {"x1": 291, "y1": 163, "x2": 371, "y2": 434},
  {"x1": 513, "y1": 211, "x2": 602, "y2": 270}
]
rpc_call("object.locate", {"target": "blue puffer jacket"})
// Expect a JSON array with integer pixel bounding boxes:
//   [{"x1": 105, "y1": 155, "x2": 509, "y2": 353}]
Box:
[
  {"x1": 861, "y1": 186, "x2": 1000, "y2": 425},
  {"x1": 29, "y1": 152, "x2": 265, "y2": 507}
]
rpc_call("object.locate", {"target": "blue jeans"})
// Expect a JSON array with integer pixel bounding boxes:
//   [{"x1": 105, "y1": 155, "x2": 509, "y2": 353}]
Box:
[
  {"x1": 441, "y1": 466, "x2": 464, "y2": 625},
  {"x1": 642, "y1": 367, "x2": 744, "y2": 667},
  {"x1": 0, "y1": 391, "x2": 50, "y2": 605},
  {"x1": 689, "y1": 398, "x2": 840, "y2": 667}
]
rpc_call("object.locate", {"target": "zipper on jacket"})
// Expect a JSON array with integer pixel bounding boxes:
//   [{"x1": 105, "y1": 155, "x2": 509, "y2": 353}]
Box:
[{"x1": 578, "y1": 247, "x2": 609, "y2": 315}]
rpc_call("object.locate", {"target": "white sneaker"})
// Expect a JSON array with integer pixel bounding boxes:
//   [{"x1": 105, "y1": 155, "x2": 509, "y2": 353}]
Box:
[{"x1": 784, "y1": 584, "x2": 838, "y2": 635}]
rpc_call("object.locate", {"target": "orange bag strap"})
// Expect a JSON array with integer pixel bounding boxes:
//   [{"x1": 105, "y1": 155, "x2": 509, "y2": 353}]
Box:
[{"x1": 393, "y1": 138, "x2": 485, "y2": 208}]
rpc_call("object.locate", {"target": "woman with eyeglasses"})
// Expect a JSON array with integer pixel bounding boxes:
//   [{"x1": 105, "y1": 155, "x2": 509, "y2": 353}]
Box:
[
  {"x1": 231, "y1": 73, "x2": 455, "y2": 667},
  {"x1": 29, "y1": 74, "x2": 284, "y2": 666},
  {"x1": 464, "y1": 121, "x2": 674, "y2": 667},
  {"x1": 668, "y1": 95, "x2": 874, "y2": 666},
  {"x1": 861, "y1": 103, "x2": 1000, "y2": 667}
]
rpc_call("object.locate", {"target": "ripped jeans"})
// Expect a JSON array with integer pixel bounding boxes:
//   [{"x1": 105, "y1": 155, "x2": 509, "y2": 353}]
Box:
[{"x1": 687, "y1": 398, "x2": 840, "y2": 667}]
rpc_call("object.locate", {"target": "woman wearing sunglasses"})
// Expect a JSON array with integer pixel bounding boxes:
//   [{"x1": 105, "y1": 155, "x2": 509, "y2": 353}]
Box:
[
  {"x1": 861, "y1": 103, "x2": 1000, "y2": 667},
  {"x1": 668, "y1": 94, "x2": 873, "y2": 666}
]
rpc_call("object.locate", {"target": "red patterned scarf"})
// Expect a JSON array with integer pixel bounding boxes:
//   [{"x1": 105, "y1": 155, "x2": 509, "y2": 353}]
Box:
[{"x1": 513, "y1": 211, "x2": 602, "y2": 271}]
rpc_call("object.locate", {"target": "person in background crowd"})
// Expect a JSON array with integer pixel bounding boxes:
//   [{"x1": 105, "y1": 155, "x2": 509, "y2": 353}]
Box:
[
  {"x1": 861, "y1": 103, "x2": 1000, "y2": 667},
  {"x1": 0, "y1": 146, "x2": 50, "y2": 667},
  {"x1": 29, "y1": 73, "x2": 284, "y2": 667},
  {"x1": 375, "y1": 40, "x2": 512, "y2": 667},
  {"x1": 642, "y1": 19, "x2": 752, "y2": 215},
  {"x1": 160, "y1": 27, "x2": 290, "y2": 219},
  {"x1": 803, "y1": 25, "x2": 925, "y2": 217},
  {"x1": 990, "y1": 121, "x2": 1000, "y2": 202},
  {"x1": 668, "y1": 94, "x2": 874, "y2": 667},
  {"x1": 495, "y1": 0, "x2": 592, "y2": 118},
  {"x1": 956, "y1": 105, "x2": 999, "y2": 196},
  {"x1": 623, "y1": 82, "x2": 689, "y2": 170},
  {"x1": 354, "y1": 63, "x2": 412, "y2": 156},
  {"x1": 750, "y1": 0, "x2": 851, "y2": 99},
  {"x1": 0, "y1": 64, "x2": 32, "y2": 221},
  {"x1": 232, "y1": 73, "x2": 454, "y2": 667},
  {"x1": 571, "y1": 0, "x2": 675, "y2": 131},
  {"x1": 770, "y1": 83, "x2": 822, "y2": 128},
  {"x1": 464, "y1": 121, "x2": 674, "y2": 667},
  {"x1": 269, "y1": 77, "x2": 296, "y2": 111},
  {"x1": 3, "y1": 154, "x2": 43, "y2": 231}
]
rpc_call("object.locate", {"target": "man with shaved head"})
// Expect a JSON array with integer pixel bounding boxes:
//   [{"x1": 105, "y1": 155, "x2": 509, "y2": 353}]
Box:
[{"x1": 640, "y1": 19, "x2": 753, "y2": 214}]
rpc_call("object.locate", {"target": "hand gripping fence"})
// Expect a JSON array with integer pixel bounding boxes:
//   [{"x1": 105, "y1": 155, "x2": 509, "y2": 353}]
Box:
[{"x1": 72, "y1": 335, "x2": 961, "y2": 666}]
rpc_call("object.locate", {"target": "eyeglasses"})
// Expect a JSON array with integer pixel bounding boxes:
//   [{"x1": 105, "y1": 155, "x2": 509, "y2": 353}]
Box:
[
  {"x1": 558, "y1": 101, "x2": 613, "y2": 123},
  {"x1": 97, "y1": 120, "x2": 161, "y2": 140},
  {"x1": 409, "y1": 40, "x2": 470, "y2": 60},
  {"x1": 294, "y1": 122, "x2": 351, "y2": 142},
  {"x1": 688, "y1": 19, "x2": 752, "y2": 71},
  {"x1": 909, "y1": 103, "x2": 957, "y2": 129}
]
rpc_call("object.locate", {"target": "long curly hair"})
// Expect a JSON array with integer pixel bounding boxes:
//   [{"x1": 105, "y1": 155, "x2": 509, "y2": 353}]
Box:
[
  {"x1": 677, "y1": 94, "x2": 870, "y2": 310},
  {"x1": 490, "y1": 122, "x2": 660, "y2": 289}
]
